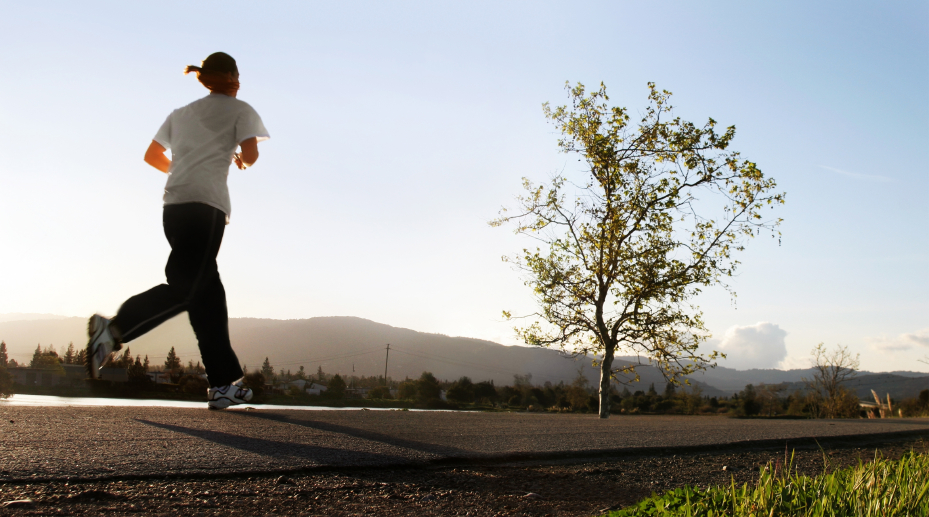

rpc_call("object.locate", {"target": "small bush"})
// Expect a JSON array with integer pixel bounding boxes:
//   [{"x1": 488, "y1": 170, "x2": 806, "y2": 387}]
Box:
[
  {"x1": 367, "y1": 386, "x2": 392, "y2": 400},
  {"x1": 424, "y1": 398, "x2": 457, "y2": 410},
  {"x1": 243, "y1": 372, "x2": 266, "y2": 399},
  {"x1": 0, "y1": 366, "x2": 13, "y2": 398},
  {"x1": 178, "y1": 374, "x2": 209, "y2": 395}
]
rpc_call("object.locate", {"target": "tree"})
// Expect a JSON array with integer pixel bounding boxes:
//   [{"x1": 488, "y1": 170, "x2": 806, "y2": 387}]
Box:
[
  {"x1": 738, "y1": 384, "x2": 760, "y2": 416},
  {"x1": 261, "y1": 357, "x2": 275, "y2": 380},
  {"x1": 492, "y1": 82, "x2": 784, "y2": 418},
  {"x1": 397, "y1": 379, "x2": 418, "y2": 399},
  {"x1": 0, "y1": 366, "x2": 12, "y2": 398},
  {"x1": 243, "y1": 372, "x2": 266, "y2": 399},
  {"x1": 114, "y1": 347, "x2": 133, "y2": 369},
  {"x1": 31, "y1": 344, "x2": 63, "y2": 372},
  {"x1": 164, "y1": 347, "x2": 183, "y2": 383},
  {"x1": 63, "y1": 343, "x2": 76, "y2": 365},
  {"x1": 0, "y1": 341, "x2": 7, "y2": 368},
  {"x1": 804, "y1": 343, "x2": 861, "y2": 419},
  {"x1": 473, "y1": 381, "x2": 498, "y2": 403},
  {"x1": 416, "y1": 372, "x2": 441, "y2": 401},
  {"x1": 327, "y1": 374, "x2": 346, "y2": 399},
  {"x1": 179, "y1": 374, "x2": 209, "y2": 395},
  {"x1": 128, "y1": 355, "x2": 149, "y2": 384},
  {"x1": 446, "y1": 376, "x2": 475, "y2": 404},
  {"x1": 367, "y1": 385, "x2": 393, "y2": 400}
]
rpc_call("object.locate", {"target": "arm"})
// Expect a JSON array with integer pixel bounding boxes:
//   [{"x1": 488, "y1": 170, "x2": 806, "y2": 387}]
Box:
[
  {"x1": 233, "y1": 137, "x2": 259, "y2": 170},
  {"x1": 144, "y1": 140, "x2": 171, "y2": 173}
]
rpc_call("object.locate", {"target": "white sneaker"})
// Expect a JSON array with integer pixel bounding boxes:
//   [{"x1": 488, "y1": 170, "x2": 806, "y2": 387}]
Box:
[
  {"x1": 208, "y1": 378, "x2": 253, "y2": 410},
  {"x1": 86, "y1": 314, "x2": 121, "y2": 379}
]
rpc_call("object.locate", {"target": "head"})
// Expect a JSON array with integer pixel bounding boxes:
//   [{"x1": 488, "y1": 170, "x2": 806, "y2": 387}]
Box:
[{"x1": 184, "y1": 52, "x2": 240, "y2": 97}]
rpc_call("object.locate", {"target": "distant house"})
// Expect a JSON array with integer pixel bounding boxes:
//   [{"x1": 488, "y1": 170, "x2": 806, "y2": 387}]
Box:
[
  {"x1": 147, "y1": 371, "x2": 172, "y2": 384},
  {"x1": 345, "y1": 387, "x2": 370, "y2": 399},
  {"x1": 305, "y1": 382, "x2": 328, "y2": 396},
  {"x1": 276, "y1": 379, "x2": 308, "y2": 392},
  {"x1": 8, "y1": 367, "x2": 65, "y2": 387}
]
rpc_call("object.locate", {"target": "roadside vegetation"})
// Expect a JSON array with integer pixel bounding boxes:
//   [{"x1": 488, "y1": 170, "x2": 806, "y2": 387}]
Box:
[
  {"x1": 4, "y1": 342, "x2": 928, "y2": 418},
  {"x1": 1, "y1": 340, "x2": 15, "y2": 397},
  {"x1": 606, "y1": 450, "x2": 929, "y2": 517}
]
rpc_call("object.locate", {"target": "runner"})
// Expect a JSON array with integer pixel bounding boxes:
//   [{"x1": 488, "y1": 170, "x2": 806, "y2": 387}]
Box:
[{"x1": 85, "y1": 52, "x2": 269, "y2": 410}]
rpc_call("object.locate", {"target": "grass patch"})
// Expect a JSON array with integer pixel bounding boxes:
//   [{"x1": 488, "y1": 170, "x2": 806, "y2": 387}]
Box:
[{"x1": 604, "y1": 450, "x2": 929, "y2": 516}]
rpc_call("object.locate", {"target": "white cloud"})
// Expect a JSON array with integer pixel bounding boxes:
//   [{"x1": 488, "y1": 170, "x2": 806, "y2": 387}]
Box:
[
  {"x1": 776, "y1": 355, "x2": 810, "y2": 371},
  {"x1": 712, "y1": 322, "x2": 788, "y2": 370},
  {"x1": 818, "y1": 165, "x2": 893, "y2": 182},
  {"x1": 868, "y1": 328, "x2": 929, "y2": 352}
]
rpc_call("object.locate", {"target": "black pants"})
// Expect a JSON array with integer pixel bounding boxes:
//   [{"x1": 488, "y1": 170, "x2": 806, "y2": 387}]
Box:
[{"x1": 112, "y1": 203, "x2": 243, "y2": 387}]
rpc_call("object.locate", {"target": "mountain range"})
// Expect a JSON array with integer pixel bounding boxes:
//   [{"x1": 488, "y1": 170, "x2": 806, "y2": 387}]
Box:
[{"x1": 1, "y1": 314, "x2": 926, "y2": 399}]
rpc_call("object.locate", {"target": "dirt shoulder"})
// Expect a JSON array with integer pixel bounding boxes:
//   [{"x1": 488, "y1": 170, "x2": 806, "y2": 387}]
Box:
[{"x1": 1, "y1": 432, "x2": 926, "y2": 516}]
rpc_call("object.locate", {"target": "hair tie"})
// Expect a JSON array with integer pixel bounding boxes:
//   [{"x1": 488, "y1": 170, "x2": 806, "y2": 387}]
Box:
[{"x1": 184, "y1": 65, "x2": 202, "y2": 75}]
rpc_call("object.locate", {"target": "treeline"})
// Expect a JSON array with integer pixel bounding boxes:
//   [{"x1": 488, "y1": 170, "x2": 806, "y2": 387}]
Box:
[
  {"x1": 0, "y1": 341, "x2": 11, "y2": 397},
  {"x1": 247, "y1": 357, "x2": 388, "y2": 389}
]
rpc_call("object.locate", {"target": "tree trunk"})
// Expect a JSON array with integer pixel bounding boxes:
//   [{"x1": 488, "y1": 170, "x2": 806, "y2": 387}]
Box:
[{"x1": 598, "y1": 346, "x2": 614, "y2": 419}]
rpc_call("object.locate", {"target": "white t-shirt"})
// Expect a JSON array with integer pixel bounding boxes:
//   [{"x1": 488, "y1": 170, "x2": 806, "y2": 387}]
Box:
[{"x1": 154, "y1": 94, "x2": 269, "y2": 220}]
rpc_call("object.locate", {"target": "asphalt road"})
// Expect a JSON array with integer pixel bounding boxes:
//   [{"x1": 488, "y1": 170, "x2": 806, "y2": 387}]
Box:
[{"x1": 1, "y1": 406, "x2": 927, "y2": 482}]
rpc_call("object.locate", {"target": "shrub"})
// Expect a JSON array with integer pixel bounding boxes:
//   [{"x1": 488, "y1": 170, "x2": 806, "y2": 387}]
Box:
[
  {"x1": 0, "y1": 366, "x2": 13, "y2": 398},
  {"x1": 446, "y1": 376, "x2": 475, "y2": 404},
  {"x1": 367, "y1": 386, "x2": 392, "y2": 400},
  {"x1": 243, "y1": 372, "x2": 266, "y2": 399},
  {"x1": 178, "y1": 374, "x2": 209, "y2": 395},
  {"x1": 397, "y1": 380, "x2": 417, "y2": 400},
  {"x1": 327, "y1": 374, "x2": 347, "y2": 399}
]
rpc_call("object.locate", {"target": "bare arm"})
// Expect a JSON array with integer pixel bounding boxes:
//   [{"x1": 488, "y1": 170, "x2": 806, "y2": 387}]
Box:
[
  {"x1": 144, "y1": 140, "x2": 171, "y2": 173},
  {"x1": 233, "y1": 137, "x2": 259, "y2": 170}
]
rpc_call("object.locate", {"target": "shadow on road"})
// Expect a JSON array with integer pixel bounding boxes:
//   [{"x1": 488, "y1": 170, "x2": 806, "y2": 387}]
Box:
[
  {"x1": 224, "y1": 410, "x2": 474, "y2": 458},
  {"x1": 133, "y1": 418, "x2": 416, "y2": 466}
]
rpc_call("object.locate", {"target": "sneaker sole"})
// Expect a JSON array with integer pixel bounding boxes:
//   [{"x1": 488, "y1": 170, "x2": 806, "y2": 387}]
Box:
[{"x1": 86, "y1": 316, "x2": 120, "y2": 380}]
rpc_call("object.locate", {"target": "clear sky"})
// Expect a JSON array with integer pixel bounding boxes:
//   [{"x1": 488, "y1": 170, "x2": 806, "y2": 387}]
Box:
[{"x1": 1, "y1": 1, "x2": 926, "y2": 372}]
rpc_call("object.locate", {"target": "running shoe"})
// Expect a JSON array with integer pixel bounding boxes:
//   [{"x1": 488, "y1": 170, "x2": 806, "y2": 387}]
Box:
[
  {"x1": 208, "y1": 378, "x2": 253, "y2": 410},
  {"x1": 86, "y1": 314, "x2": 121, "y2": 379}
]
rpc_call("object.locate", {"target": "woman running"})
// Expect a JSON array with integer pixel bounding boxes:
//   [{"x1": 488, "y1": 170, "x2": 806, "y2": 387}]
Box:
[{"x1": 86, "y1": 52, "x2": 269, "y2": 410}]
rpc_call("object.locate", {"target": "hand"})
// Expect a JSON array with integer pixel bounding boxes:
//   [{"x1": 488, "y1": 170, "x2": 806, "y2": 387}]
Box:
[{"x1": 233, "y1": 152, "x2": 246, "y2": 170}]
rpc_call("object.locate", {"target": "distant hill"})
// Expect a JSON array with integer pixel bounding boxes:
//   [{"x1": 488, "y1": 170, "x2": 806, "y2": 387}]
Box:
[
  {"x1": 2, "y1": 315, "x2": 925, "y2": 399},
  {"x1": 773, "y1": 374, "x2": 929, "y2": 401}
]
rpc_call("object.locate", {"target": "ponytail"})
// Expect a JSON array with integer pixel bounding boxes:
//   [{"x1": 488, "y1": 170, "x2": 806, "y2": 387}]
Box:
[
  {"x1": 184, "y1": 52, "x2": 239, "y2": 94},
  {"x1": 185, "y1": 66, "x2": 239, "y2": 94}
]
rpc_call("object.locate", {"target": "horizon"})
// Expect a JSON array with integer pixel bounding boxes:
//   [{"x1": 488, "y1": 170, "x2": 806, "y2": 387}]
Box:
[{"x1": 2, "y1": 312, "x2": 926, "y2": 376}]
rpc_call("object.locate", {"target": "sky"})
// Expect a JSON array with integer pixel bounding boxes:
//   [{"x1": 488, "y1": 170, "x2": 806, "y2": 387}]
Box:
[{"x1": 0, "y1": 1, "x2": 926, "y2": 373}]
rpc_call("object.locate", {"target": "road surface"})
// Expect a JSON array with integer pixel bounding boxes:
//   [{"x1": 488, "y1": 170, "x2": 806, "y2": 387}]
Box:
[{"x1": 1, "y1": 405, "x2": 927, "y2": 481}]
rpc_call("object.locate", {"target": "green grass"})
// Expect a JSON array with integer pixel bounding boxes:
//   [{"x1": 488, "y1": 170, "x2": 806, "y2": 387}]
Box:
[{"x1": 604, "y1": 450, "x2": 929, "y2": 517}]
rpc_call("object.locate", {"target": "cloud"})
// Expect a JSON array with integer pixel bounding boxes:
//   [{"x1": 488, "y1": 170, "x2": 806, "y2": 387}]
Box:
[
  {"x1": 818, "y1": 165, "x2": 893, "y2": 182},
  {"x1": 712, "y1": 322, "x2": 788, "y2": 370},
  {"x1": 868, "y1": 328, "x2": 929, "y2": 352}
]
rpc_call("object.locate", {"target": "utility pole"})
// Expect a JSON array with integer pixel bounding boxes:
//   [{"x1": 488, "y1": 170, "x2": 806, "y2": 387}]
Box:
[{"x1": 384, "y1": 344, "x2": 390, "y2": 386}]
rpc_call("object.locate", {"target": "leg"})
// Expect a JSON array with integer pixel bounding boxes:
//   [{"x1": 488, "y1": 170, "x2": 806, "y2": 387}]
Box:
[
  {"x1": 188, "y1": 273, "x2": 243, "y2": 386},
  {"x1": 112, "y1": 284, "x2": 186, "y2": 342},
  {"x1": 110, "y1": 203, "x2": 212, "y2": 342},
  {"x1": 159, "y1": 203, "x2": 242, "y2": 387}
]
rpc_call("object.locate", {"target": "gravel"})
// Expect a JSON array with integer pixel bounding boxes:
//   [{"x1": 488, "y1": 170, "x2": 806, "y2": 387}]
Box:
[{"x1": 1, "y1": 433, "x2": 926, "y2": 516}]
